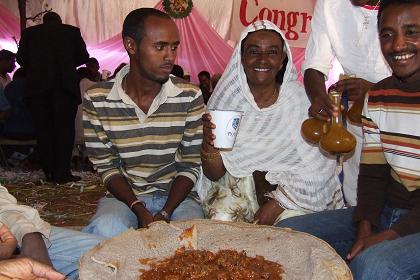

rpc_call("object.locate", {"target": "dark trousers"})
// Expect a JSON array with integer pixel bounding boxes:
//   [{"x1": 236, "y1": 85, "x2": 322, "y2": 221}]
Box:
[{"x1": 28, "y1": 88, "x2": 78, "y2": 180}]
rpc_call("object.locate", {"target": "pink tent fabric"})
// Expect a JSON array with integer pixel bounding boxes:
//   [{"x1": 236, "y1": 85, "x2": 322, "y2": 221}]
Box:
[
  {"x1": 87, "y1": 0, "x2": 234, "y2": 84},
  {"x1": 0, "y1": 1, "x2": 306, "y2": 83},
  {"x1": 0, "y1": 3, "x2": 20, "y2": 52},
  {"x1": 154, "y1": 1, "x2": 233, "y2": 83},
  {"x1": 87, "y1": 34, "x2": 128, "y2": 76},
  {"x1": 290, "y1": 48, "x2": 305, "y2": 81}
]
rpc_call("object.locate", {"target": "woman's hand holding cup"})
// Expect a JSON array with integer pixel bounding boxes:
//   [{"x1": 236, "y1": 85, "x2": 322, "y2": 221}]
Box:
[{"x1": 202, "y1": 113, "x2": 218, "y2": 153}]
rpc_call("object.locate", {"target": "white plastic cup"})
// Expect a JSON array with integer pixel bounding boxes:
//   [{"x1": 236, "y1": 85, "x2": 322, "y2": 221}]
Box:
[{"x1": 209, "y1": 110, "x2": 242, "y2": 149}]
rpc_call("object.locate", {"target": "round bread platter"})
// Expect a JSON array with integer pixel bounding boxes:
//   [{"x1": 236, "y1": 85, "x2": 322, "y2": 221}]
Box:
[{"x1": 79, "y1": 219, "x2": 352, "y2": 280}]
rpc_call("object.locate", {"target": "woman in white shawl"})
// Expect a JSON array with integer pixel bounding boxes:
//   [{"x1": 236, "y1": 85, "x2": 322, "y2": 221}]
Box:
[{"x1": 200, "y1": 20, "x2": 344, "y2": 226}]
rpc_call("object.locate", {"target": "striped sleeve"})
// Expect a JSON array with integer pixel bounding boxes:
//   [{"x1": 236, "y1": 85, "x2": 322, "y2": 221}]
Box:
[
  {"x1": 360, "y1": 97, "x2": 386, "y2": 165},
  {"x1": 355, "y1": 78, "x2": 420, "y2": 234},
  {"x1": 353, "y1": 93, "x2": 388, "y2": 228},
  {"x1": 83, "y1": 92, "x2": 122, "y2": 185},
  {"x1": 175, "y1": 90, "x2": 204, "y2": 183}
]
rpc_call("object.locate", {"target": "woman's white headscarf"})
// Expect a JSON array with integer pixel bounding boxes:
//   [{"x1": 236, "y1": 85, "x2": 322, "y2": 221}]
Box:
[{"x1": 207, "y1": 20, "x2": 344, "y2": 212}]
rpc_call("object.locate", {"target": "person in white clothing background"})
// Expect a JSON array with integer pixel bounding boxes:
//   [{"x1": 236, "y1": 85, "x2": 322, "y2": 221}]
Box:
[{"x1": 302, "y1": 0, "x2": 391, "y2": 206}]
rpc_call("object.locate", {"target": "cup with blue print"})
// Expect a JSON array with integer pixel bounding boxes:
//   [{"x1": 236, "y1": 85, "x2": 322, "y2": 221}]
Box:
[{"x1": 208, "y1": 110, "x2": 242, "y2": 149}]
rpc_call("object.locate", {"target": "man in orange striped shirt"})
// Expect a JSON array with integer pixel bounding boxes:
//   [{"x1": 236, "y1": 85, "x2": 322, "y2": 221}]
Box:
[{"x1": 278, "y1": 0, "x2": 420, "y2": 278}]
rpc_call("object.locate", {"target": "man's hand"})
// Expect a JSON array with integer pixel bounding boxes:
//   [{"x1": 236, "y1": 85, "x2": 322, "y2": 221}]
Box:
[
  {"x1": 252, "y1": 171, "x2": 277, "y2": 206},
  {"x1": 0, "y1": 257, "x2": 65, "y2": 280},
  {"x1": 132, "y1": 204, "x2": 154, "y2": 228},
  {"x1": 333, "y1": 78, "x2": 373, "y2": 102},
  {"x1": 304, "y1": 69, "x2": 336, "y2": 121},
  {"x1": 0, "y1": 224, "x2": 17, "y2": 261},
  {"x1": 153, "y1": 211, "x2": 170, "y2": 223},
  {"x1": 253, "y1": 199, "x2": 284, "y2": 226},
  {"x1": 137, "y1": 213, "x2": 154, "y2": 228},
  {"x1": 347, "y1": 230, "x2": 398, "y2": 260},
  {"x1": 308, "y1": 93, "x2": 337, "y2": 121},
  {"x1": 347, "y1": 220, "x2": 398, "y2": 260}
]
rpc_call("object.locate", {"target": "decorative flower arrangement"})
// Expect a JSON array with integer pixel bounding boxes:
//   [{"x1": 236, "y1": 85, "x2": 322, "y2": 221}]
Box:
[{"x1": 163, "y1": 0, "x2": 193, "y2": 18}]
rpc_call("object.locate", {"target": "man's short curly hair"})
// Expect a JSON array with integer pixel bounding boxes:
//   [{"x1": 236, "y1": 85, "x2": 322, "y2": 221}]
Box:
[{"x1": 122, "y1": 8, "x2": 171, "y2": 45}]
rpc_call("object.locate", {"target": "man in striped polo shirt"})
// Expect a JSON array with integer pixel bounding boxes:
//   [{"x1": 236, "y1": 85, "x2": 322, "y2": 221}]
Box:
[
  {"x1": 279, "y1": 0, "x2": 420, "y2": 278},
  {"x1": 82, "y1": 8, "x2": 205, "y2": 238}
]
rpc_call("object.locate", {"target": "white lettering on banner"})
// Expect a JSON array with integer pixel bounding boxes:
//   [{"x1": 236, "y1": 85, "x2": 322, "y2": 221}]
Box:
[{"x1": 231, "y1": 0, "x2": 316, "y2": 48}]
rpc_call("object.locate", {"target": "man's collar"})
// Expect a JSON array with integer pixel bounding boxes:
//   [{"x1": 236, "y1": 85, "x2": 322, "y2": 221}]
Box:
[
  {"x1": 106, "y1": 64, "x2": 128, "y2": 101},
  {"x1": 106, "y1": 65, "x2": 182, "y2": 102},
  {"x1": 390, "y1": 75, "x2": 420, "y2": 93}
]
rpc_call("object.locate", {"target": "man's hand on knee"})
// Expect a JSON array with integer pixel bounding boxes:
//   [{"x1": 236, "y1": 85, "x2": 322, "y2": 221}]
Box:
[
  {"x1": 0, "y1": 257, "x2": 65, "y2": 280},
  {"x1": 132, "y1": 203, "x2": 154, "y2": 228},
  {"x1": 347, "y1": 220, "x2": 398, "y2": 260}
]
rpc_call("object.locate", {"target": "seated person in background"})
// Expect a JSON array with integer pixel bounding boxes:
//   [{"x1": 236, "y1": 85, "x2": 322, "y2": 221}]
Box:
[
  {"x1": 0, "y1": 50, "x2": 15, "y2": 121},
  {"x1": 77, "y1": 67, "x2": 97, "y2": 93},
  {"x1": 0, "y1": 185, "x2": 104, "y2": 279},
  {"x1": 85, "y1": 57, "x2": 101, "y2": 82},
  {"x1": 0, "y1": 87, "x2": 10, "y2": 121},
  {"x1": 183, "y1": 71, "x2": 191, "y2": 82},
  {"x1": 1, "y1": 68, "x2": 36, "y2": 168},
  {"x1": 171, "y1": 64, "x2": 184, "y2": 79},
  {"x1": 107, "y1": 62, "x2": 127, "y2": 81},
  {"x1": 198, "y1": 70, "x2": 213, "y2": 104},
  {"x1": 2, "y1": 68, "x2": 36, "y2": 140},
  {"x1": 199, "y1": 20, "x2": 344, "y2": 225},
  {"x1": 0, "y1": 224, "x2": 64, "y2": 280},
  {"x1": 278, "y1": 1, "x2": 420, "y2": 278},
  {"x1": 82, "y1": 8, "x2": 204, "y2": 238},
  {"x1": 0, "y1": 50, "x2": 16, "y2": 91}
]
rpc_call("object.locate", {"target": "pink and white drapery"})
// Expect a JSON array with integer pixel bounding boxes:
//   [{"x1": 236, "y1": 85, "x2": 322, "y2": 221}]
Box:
[
  {"x1": 0, "y1": 3, "x2": 20, "y2": 53},
  {"x1": 0, "y1": 1, "x2": 307, "y2": 83},
  {"x1": 86, "y1": 34, "x2": 127, "y2": 76},
  {"x1": 155, "y1": 1, "x2": 233, "y2": 82},
  {"x1": 83, "y1": 0, "x2": 234, "y2": 83}
]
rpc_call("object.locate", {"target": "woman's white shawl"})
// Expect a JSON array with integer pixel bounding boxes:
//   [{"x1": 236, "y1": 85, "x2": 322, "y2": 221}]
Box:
[{"x1": 205, "y1": 20, "x2": 344, "y2": 212}]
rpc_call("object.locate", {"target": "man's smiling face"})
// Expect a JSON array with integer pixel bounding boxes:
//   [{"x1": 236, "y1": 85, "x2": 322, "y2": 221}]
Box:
[{"x1": 379, "y1": 3, "x2": 420, "y2": 82}]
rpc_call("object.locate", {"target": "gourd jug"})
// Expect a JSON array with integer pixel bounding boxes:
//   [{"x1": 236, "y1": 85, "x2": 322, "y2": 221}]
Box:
[
  {"x1": 301, "y1": 118, "x2": 328, "y2": 144},
  {"x1": 319, "y1": 90, "x2": 356, "y2": 154}
]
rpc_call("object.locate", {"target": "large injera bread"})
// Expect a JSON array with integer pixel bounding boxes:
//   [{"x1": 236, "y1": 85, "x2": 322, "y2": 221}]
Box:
[{"x1": 79, "y1": 220, "x2": 352, "y2": 280}]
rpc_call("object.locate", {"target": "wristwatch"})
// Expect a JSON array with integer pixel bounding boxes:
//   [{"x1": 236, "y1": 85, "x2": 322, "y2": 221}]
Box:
[{"x1": 159, "y1": 210, "x2": 170, "y2": 220}]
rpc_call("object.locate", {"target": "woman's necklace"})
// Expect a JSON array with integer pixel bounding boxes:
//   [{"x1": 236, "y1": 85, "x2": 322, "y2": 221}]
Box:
[
  {"x1": 255, "y1": 86, "x2": 279, "y2": 108},
  {"x1": 361, "y1": 1, "x2": 381, "y2": 30}
]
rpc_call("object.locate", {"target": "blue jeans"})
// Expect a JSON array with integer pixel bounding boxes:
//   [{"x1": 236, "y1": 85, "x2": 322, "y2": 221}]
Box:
[
  {"x1": 277, "y1": 207, "x2": 420, "y2": 280},
  {"x1": 83, "y1": 192, "x2": 204, "y2": 238},
  {"x1": 48, "y1": 226, "x2": 105, "y2": 279}
]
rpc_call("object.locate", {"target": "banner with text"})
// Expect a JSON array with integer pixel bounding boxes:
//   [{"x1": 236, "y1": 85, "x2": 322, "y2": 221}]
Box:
[{"x1": 230, "y1": 0, "x2": 316, "y2": 48}]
